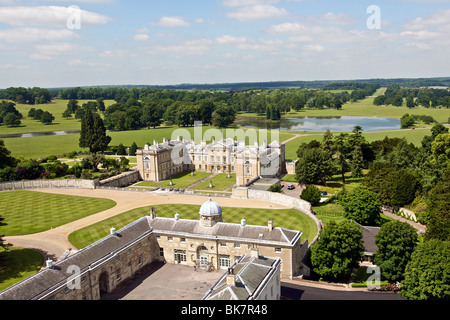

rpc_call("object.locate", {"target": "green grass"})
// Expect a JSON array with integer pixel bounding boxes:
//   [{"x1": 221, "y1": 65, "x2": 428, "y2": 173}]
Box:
[
  {"x1": 0, "y1": 247, "x2": 44, "y2": 292},
  {"x1": 0, "y1": 191, "x2": 116, "y2": 236},
  {"x1": 192, "y1": 173, "x2": 236, "y2": 191},
  {"x1": 132, "y1": 171, "x2": 213, "y2": 189},
  {"x1": 0, "y1": 99, "x2": 116, "y2": 135},
  {"x1": 68, "y1": 204, "x2": 319, "y2": 250}
]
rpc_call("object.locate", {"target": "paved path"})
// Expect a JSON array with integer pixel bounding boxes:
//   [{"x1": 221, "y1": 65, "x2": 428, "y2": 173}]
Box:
[
  {"x1": 4, "y1": 188, "x2": 288, "y2": 260},
  {"x1": 382, "y1": 210, "x2": 427, "y2": 234}
]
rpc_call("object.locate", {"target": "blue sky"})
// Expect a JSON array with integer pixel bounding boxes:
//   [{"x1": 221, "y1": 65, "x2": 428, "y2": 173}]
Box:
[{"x1": 0, "y1": 0, "x2": 450, "y2": 88}]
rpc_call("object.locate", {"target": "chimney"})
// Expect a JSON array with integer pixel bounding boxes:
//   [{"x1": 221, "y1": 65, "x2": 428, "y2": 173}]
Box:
[
  {"x1": 46, "y1": 259, "x2": 53, "y2": 269},
  {"x1": 268, "y1": 219, "x2": 274, "y2": 231},
  {"x1": 149, "y1": 207, "x2": 156, "y2": 220},
  {"x1": 175, "y1": 213, "x2": 180, "y2": 221},
  {"x1": 110, "y1": 227, "x2": 116, "y2": 235},
  {"x1": 241, "y1": 218, "x2": 246, "y2": 226},
  {"x1": 226, "y1": 268, "x2": 236, "y2": 287},
  {"x1": 250, "y1": 247, "x2": 259, "y2": 258}
]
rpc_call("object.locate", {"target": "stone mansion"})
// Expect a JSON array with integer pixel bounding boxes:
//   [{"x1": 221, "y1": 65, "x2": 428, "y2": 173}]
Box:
[
  {"x1": 0, "y1": 198, "x2": 307, "y2": 300},
  {"x1": 136, "y1": 137, "x2": 287, "y2": 186}
]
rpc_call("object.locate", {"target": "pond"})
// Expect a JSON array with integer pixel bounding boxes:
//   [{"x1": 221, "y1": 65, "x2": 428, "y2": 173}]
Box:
[
  {"x1": 234, "y1": 116, "x2": 401, "y2": 132},
  {"x1": 0, "y1": 130, "x2": 81, "y2": 139}
]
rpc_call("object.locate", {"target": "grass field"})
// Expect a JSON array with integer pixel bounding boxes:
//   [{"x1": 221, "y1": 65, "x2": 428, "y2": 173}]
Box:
[
  {"x1": 132, "y1": 171, "x2": 213, "y2": 189},
  {"x1": 0, "y1": 191, "x2": 116, "y2": 236},
  {"x1": 0, "y1": 247, "x2": 44, "y2": 292},
  {"x1": 68, "y1": 203, "x2": 319, "y2": 250},
  {"x1": 192, "y1": 173, "x2": 236, "y2": 191}
]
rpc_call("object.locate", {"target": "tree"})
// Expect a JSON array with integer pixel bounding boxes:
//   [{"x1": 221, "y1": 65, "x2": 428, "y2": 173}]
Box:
[
  {"x1": 424, "y1": 171, "x2": 450, "y2": 241},
  {"x1": 310, "y1": 220, "x2": 364, "y2": 281},
  {"x1": 0, "y1": 214, "x2": 11, "y2": 253},
  {"x1": 406, "y1": 96, "x2": 415, "y2": 109},
  {"x1": 212, "y1": 105, "x2": 236, "y2": 128},
  {"x1": 116, "y1": 143, "x2": 126, "y2": 155},
  {"x1": 79, "y1": 110, "x2": 111, "y2": 154},
  {"x1": 40, "y1": 111, "x2": 55, "y2": 125},
  {"x1": 62, "y1": 108, "x2": 73, "y2": 119},
  {"x1": 198, "y1": 100, "x2": 216, "y2": 125},
  {"x1": 96, "y1": 98, "x2": 105, "y2": 112},
  {"x1": 125, "y1": 105, "x2": 143, "y2": 130},
  {"x1": 341, "y1": 186, "x2": 381, "y2": 226},
  {"x1": 0, "y1": 139, "x2": 17, "y2": 169},
  {"x1": 401, "y1": 114, "x2": 415, "y2": 128},
  {"x1": 300, "y1": 185, "x2": 321, "y2": 206},
  {"x1": 295, "y1": 148, "x2": 334, "y2": 186},
  {"x1": 374, "y1": 221, "x2": 418, "y2": 282},
  {"x1": 141, "y1": 102, "x2": 162, "y2": 129},
  {"x1": 129, "y1": 142, "x2": 138, "y2": 156},
  {"x1": 67, "y1": 99, "x2": 79, "y2": 113},
  {"x1": 332, "y1": 133, "x2": 352, "y2": 184},
  {"x1": 3, "y1": 113, "x2": 21, "y2": 127},
  {"x1": 350, "y1": 146, "x2": 364, "y2": 178},
  {"x1": 401, "y1": 239, "x2": 450, "y2": 300}
]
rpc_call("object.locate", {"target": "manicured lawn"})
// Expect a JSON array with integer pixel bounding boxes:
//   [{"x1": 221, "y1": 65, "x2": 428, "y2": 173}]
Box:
[
  {"x1": 0, "y1": 191, "x2": 116, "y2": 236},
  {"x1": 0, "y1": 247, "x2": 44, "y2": 292},
  {"x1": 68, "y1": 204, "x2": 319, "y2": 250},
  {"x1": 192, "y1": 173, "x2": 236, "y2": 191},
  {"x1": 132, "y1": 171, "x2": 213, "y2": 189}
]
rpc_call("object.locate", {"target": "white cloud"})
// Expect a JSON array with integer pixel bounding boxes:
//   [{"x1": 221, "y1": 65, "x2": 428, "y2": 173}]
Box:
[
  {"x1": 133, "y1": 33, "x2": 150, "y2": 41},
  {"x1": 0, "y1": 6, "x2": 111, "y2": 28},
  {"x1": 30, "y1": 42, "x2": 79, "y2": 60},
  {"x1": 152, "y1": 39, "x2": 213, "y2": 55},
  {"x1": 0, "y1": 28, "x2": 78, "y2": 42},
  {"x1": 152, "y1": 16, "x2": 190, "y2": 27},
  {"x1": 217, "y1": 35, "x2": 283, "y2": 51},
  {"x1": 226, "y1": 4, "x2": 288, "y2": 21}
]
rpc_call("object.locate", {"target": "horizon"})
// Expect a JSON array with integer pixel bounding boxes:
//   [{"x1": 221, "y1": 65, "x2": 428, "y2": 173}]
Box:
[{"x1": 1, "y1": 1, "x2": 450, "y2": 88}]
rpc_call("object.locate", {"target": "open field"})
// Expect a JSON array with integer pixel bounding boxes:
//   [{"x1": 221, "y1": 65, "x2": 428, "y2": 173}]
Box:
[
  {"x1": 0, "y1": 100, "x2": 116, "y2": 135},
  {"x1": 68, "y1": 203, "x2": 319, "y2": 250},
  {"x1": 0, "y1": 191, "x2": 117, "y2": 236}
]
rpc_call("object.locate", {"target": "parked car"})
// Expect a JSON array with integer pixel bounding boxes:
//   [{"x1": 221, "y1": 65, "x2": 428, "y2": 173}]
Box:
[{"x1": 287, "y1": 184, "x2": 295, "y2": 190}]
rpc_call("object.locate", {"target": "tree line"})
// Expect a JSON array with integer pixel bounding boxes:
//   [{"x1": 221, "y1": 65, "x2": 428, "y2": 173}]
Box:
[{"x1": 374, "y1": 84, "x2": 450, "y2": 108}]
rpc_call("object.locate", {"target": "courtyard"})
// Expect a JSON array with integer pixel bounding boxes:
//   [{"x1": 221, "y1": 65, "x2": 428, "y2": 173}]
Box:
[{"x1": 102, "y1": 262, "x2": 223, "y2": 300}]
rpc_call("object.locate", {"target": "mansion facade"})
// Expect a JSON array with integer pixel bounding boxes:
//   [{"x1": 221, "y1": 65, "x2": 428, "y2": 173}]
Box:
[{"x1": 136, "y1": 138, "x2": 286, "y2": 186}]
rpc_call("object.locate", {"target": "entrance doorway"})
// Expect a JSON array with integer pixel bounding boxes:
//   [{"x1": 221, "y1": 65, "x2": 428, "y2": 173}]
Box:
[
  {"x1": 99, "y1": 272, "x2": 109, "y2": 298},
  {"x1": 197, "y1": 246, "x2": 209, "y2": 269}
]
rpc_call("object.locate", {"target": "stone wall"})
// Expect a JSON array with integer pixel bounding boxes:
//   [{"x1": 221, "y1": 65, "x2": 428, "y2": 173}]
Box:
[
  {"x1": 0, "y1": 179, "x2": 97, "y2": 191},
  {"x1": 98, "y1": 169, "x2": 141, "y2": 188}
]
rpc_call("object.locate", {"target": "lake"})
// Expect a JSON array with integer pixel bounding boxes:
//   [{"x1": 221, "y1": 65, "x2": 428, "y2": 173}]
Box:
[
  {"x1": 0, "y1": 130, "x2": 81, "y2": 139},
  {"x1": 234, "y1": 116, "x2": 401, "y2": 132}
]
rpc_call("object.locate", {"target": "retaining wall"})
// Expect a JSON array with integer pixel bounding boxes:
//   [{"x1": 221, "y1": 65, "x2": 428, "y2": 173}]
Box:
[
  {"x1": 98, "y1": 169, "x2": 141, "y2": 188},
  {"x1": 0, "y1": 179, "x2": 97, "y2": 191}
]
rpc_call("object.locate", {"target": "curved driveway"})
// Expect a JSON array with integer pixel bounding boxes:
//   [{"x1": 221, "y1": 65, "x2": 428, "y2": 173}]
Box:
[{"x1": 5, "y1": 188, "x2": 289, "y2": 260}]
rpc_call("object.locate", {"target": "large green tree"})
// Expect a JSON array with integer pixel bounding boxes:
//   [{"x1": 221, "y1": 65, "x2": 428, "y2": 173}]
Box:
[
  {"x1": 295, "y1": 148, "x2": 334, "y2": 186},
  {"x1": 425, "y1": 170, "x2": 450, "y2": 241},
  {"x1": 310, "y1": 220, "x2": 364, "y2": 281},
  {"x1": 401, "y1": 239, "x2": 450, "y2": 300},
  {"x1": 79, "y1": 110, "x2": 111, "y2": 154},
  {"x1": 374, "y1": 221, "x2": 418, "y2": 282},
  {"x1": 341, "y1": 186, "x2": 381, "y2": 226},
  {"x1": 0, "y1": 139, "x2": 17, "y2": 169}
]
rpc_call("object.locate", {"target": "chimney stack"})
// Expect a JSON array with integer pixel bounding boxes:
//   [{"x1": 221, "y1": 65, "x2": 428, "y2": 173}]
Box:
[
  {"x1": 268, "y1": 219, "x2": 274, "y2": 231},
  {"x1": 149, "y1": 207, "x2": 156, "y2": 220},
  {"x1": 110, "y1": 227, "x2": 116, "y2": 235},
  {"x1": 46, "y1": 259, "x2": 53, "y2": 269},
  {"x1": 175, "y1": 213, "x2": 180, "y2": 221},
  {"x1": 241, "y1": 218, "x2": 246, "y2": 226},
  {"x1": 250, "y1": 247, "x2": 259, "y2": 258},
  {"x1": 226, "y1": 268, "x2": 236, "y2": 287}
]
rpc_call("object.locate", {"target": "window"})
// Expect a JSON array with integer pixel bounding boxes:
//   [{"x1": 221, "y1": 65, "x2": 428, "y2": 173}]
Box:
[
  {"x1": 138, "y1": 255, "x2": 143, "y2": 265},
  {"x1": 137, "y1": 242, "x2": 141, "y2": 249},
  {"x1": 220, "y1": 243, "x2": 227, "y2": 247},
  {"x1": 116, "y1": 269, "x2": 121, "y2": 281},
  {"x1": 168, "y1": 236, "x2": 173, "y2": 242},
  {"x1": 160, "y1": 248, "x2": 164, "y2": 257},
  {"x1": 180, "y1": 238, "x2": 186, "y2": 243},
  {"x1": 156, "y1": 236, "x2": 160, "y2": 241},
  {"x1": 174, "y1": 249, "x2": 187, "y2": 263},
  {"x1": 219, "y1": 255, "x2": 231, "y2": 269},
  {"x1": 275, "y1": 248, "x2": 281, "y2": 253},
  {"x1": 234, "y1": 243, "x2": 240, "y2": 249}
]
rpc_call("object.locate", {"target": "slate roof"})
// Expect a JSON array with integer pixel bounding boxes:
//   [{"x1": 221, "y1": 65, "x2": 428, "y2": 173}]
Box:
[
  {"x1": 0, "y1": 217, "x2": 153, "y2": 300},
  {"x1": 203, "y1": 255, "x2": 281, "y2": 300},
  {"x1": 148, "y1": 217, "x2": 301, "y2": 246},
  {"x1": 360, "y1": 225, "x2": 380, "y2": 254}
]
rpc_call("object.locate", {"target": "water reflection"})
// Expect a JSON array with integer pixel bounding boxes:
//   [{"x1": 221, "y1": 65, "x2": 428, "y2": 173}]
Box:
[
  {"x1": 234, "y1": 116, "x2": 401, "y2": 132},
  {"x1": 0, "y1": 130, "x2": 81, "y2": 139}
]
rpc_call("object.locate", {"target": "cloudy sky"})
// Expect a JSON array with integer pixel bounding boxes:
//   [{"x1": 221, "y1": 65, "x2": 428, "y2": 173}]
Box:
[{"x1": 0, "y1": 0, "x2": 450, "y2": 88}]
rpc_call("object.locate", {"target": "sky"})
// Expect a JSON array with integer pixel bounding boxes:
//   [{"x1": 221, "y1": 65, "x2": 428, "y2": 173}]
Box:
[{"x1": 0, "y1": 0, "x2": 450, "y2": 88}]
